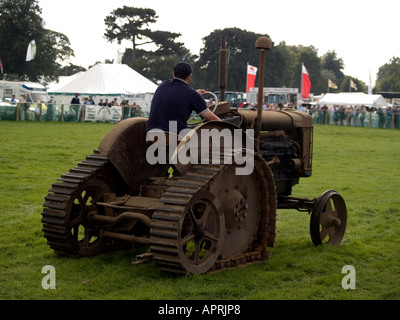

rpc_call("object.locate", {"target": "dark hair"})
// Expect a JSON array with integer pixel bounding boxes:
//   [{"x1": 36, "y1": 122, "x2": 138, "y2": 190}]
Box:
[{"x1": 173, "y1": 61, "x2": 192, "y2": 79}]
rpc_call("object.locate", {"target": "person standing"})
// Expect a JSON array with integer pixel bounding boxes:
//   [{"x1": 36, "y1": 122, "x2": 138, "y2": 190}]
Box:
[
  {"x1": 17, "y1": 94, "x2": 27, "y2": 121},
  {"x1": 70, "y1": 93, "x2": 80, "y2": 121},
  {"x1": 46, "y1": 96, "x2": 55, "y2": 121}
]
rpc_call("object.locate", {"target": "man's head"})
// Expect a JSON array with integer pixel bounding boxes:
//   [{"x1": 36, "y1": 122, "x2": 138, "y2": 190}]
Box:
[{"x1": 173, "y1": 61, "x2": 192, "y2": 81}]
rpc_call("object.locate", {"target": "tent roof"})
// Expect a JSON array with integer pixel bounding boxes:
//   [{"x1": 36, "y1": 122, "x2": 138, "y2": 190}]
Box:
[
  {"x1": 318, "y1": 93, "x2": 388, "y2": 107},
  {"x1": 48, "y1": 72, "x2": 84, "y2": 92},
  {"x1": 49, "y1": 64, "x2": 158, "y2": 95}
]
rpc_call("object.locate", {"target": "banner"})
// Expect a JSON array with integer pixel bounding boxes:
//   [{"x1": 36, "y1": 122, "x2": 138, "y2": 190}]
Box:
[
  {"x1": 26, "y1": 40, "x2": 37, "y2": 62},
  {"x1": 302, "y1": 64, "x2": 311, "y2": 99},
  {"x1": 246, "y1": 64, "x2": 258, "y2": 92},
  {"x1": 84, "y1": 105, "x2": 122, "y2": 122}
]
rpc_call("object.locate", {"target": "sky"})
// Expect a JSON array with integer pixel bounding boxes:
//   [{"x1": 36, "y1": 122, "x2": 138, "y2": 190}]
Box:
[{"x1": 37, "y1": 0, "x2": 399, "y2": 88}]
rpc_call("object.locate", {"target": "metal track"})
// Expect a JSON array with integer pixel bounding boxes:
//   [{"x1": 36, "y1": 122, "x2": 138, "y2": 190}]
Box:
[
  {"x1": 41, "y1": 151, "x2": 110, "y2": 256},
  {"x1": 150, "y1": 158, "x2": 276, "y2": 274}
]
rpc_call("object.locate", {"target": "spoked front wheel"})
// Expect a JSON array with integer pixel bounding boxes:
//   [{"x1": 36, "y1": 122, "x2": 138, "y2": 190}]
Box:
[{"x1": 310, "y1": 190, "x2": 347, "y2": 246}]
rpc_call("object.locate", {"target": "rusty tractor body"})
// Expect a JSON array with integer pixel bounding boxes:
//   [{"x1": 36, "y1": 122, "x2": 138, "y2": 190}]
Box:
[{"x1": 41, "y1": 38, "x2": 347, "y2": 274}]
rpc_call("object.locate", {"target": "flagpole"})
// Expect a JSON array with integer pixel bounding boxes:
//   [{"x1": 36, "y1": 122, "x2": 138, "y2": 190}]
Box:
[
  {"x1": 246, "y1": 62, "x2": 248, "y2": 93},
  {"x1": 300, "y1": 63, "x2": 304, "y2": 101}
]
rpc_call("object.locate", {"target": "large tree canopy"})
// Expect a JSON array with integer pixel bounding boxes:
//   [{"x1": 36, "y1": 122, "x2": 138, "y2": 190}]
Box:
[
  {"x1": 0, "y1": 0, "x2": 74, "y2": 82},
  {"x1": 104, "y1": 6, "x2": 186, "y2": 64},
  {"x1": 104, "y1": 6, "x2": 195, "y2": 83}
]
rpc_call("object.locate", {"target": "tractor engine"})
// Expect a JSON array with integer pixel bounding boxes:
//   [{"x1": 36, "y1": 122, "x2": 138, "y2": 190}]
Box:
[{"x1": 237, "y1": 108, "x2": 313, "y2": 196}]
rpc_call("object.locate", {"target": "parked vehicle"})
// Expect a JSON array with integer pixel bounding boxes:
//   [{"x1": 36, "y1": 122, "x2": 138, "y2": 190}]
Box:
[{"x1": 0, "y1": 81, "x2": 48, "y2": 103}]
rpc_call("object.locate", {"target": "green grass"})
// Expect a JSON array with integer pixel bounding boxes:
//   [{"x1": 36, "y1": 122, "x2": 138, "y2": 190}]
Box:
[{"x1": 0, "y1": 121, "x2": 399, "y2": 300}]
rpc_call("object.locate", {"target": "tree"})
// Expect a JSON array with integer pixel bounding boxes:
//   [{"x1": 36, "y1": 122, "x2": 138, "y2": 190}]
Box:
[
  {"x1": 126, "y1": 49, "x2": 195, "y2": 84},
  {"x1": 320, "y1": 50, "x2": 345, "y2": 92},
  {"x1": 375, "y1": 57, "x2": 400, "y2": 92},
  {"x1": 274, "y1": 41, "x2": 296, "y2": 87},
  {"x1": 104, "y1": 6, "x2": 185, "y2": 64},
  {"x1": 193, "y1": 28, "x2": 288, "y2": 91},
  {"x1": 287, "y1": 45, "x2": 324, "y2": 95},
  {"x1": 59, "y1": 63, "x2": 87, "y2": 77},
  {"x1": 321, "y1": 50, "x2": 345, "y2": 83},
  {"x1": 0, "y1": 0, "x2": 74, "y2": 82}
]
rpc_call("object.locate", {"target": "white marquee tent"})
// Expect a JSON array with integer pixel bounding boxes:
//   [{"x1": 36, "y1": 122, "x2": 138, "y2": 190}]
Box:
[
  {"x1": 48, "y1": 64, "x2": 158, "y2": 113},
  {"x1": 317, "y1": 92, "x2": 388, "y2": 108}
]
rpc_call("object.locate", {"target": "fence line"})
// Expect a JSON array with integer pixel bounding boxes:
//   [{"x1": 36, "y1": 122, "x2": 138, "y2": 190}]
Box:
[
  {"x1": 0, "y1": 103, "x2": 144, "y2": 123},
  {"x1": 1, "y1": 103, "x2": 399, "y2": 129},
  {"x1": 309, "y1": 109, "x2": 399, "y2": 129}
]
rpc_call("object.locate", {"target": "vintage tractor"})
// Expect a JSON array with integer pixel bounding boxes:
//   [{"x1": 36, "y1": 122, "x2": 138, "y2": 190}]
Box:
[{"x1": 41, "y1": 37, "x2": 347, "y2": 274}]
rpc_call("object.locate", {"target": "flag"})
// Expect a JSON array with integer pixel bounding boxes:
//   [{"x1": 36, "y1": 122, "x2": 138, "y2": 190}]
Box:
[
  {"x1": 246, "y1": 64, "x2": 258, "y2": 92},
  {"x1": 302, "y1": 64, "x2": 311, "y2": 99},
  {"x1": 0, "y1": 59, "x2": 3, "y2": 74},
  {"x1": 350, "y1": 79, "x2": 357, "y2": 91},
  {"x1": 328, "y1": 79, "x2": 338, "y2": 89},
  {"x1": 26, "y1": 40, "x2": 37, "y2": 62}
]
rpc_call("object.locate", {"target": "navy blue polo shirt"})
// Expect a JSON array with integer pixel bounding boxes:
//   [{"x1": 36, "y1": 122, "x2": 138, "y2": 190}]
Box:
[{"x1": 146, "y1": 78, "x2": 208, "y2": 133}]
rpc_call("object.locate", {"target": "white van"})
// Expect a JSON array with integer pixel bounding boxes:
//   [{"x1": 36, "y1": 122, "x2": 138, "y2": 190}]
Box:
[{"x1": 0, "y1": 81, "x2": 49, "y2": 103}]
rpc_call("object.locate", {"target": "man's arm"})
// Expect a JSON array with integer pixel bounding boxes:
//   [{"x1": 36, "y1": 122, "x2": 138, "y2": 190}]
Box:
[
  {"x1": 195, "y1": 89, "x2": 221, "y2": 122},
  {"x1": 200, "y1": 108, "x2": 221, "y2": 122}
]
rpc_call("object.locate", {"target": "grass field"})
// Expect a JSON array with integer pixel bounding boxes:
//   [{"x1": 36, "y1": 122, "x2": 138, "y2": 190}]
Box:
[{"x1": 0, "y1": 121, "x2": 399, "y2": 301}]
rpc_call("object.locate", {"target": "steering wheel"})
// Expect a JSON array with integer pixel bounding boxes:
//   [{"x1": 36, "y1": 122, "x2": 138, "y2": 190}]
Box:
[
  {"x1": 206, "y1": 91, "x2": 219, "y2": 114},
  {"x1": 188, "y1": 91, "x2": 219, "y2": 123}
]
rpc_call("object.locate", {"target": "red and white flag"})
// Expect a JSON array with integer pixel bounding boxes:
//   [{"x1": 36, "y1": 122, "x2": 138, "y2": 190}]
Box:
[
  {"x1": 246, "y1": 64, "x2": 258, "y2": 92},
  {"x1": 302, "y1": 64, "x2": 311, "y2": 99}
]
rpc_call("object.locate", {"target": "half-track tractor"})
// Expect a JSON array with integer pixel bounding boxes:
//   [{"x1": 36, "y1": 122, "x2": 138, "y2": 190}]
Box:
[{"x1": 42, "y1": 37, "x2": 347, "y2": 274}]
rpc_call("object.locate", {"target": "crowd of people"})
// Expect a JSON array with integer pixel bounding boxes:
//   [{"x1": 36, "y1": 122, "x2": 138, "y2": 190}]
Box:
[
  {"x1": 308, "y1": 104, "x2": 400, "y2": 129},
  {"x1": 68, "y1": 93, "x2": 141, "y2": 121},
  {"x1": 237, "y1": 101, "x2": 399, "y2": 129},
  {"x1": 72, "y1": 94, "x2": 120, "y2": 108},
  {"x1": 7, "y1": 93, "x2": 142, "y2": 122}
]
